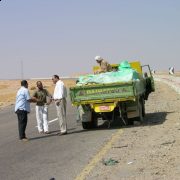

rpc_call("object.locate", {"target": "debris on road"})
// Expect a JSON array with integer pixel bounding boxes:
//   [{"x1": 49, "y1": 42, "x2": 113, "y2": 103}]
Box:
[
  {"x1": 127, "y1": 161, "x2": 134, "y2": 165},
  {"x1": 102, "y1": 158, "x2": 119, "y2": 166},
  {"x1": 112, "y1": 145, "x2": 128, "y2": 149},
  {"x1": 161, "y1": 140, "x2": 176, "y2": 146}
]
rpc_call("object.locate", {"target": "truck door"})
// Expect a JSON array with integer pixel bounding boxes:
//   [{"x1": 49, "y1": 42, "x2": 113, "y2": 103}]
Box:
[{"x1": 142, "y1": 65, "x2": 155, "y2": 100}]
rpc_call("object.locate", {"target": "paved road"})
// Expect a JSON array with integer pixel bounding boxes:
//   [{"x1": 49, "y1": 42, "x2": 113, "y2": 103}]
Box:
[{"x1": 0, "y1": 97, "x2": 118, "y2": 180}]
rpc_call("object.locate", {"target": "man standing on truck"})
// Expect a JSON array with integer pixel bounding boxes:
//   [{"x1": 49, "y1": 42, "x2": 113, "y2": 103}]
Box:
[{"x1": 94, "y1": 56, "x2": 112, "y2": 74}]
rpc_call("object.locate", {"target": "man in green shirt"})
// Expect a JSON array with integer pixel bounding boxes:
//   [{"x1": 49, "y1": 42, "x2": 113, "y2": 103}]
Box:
[{"x1": 32, "y1": 81, "x2": 52, "y2": 134}]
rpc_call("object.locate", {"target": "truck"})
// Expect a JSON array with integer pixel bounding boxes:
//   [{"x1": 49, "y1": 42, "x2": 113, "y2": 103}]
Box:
[{"x1": 69, "y1": 61, "x2": 154, "y2": 129}]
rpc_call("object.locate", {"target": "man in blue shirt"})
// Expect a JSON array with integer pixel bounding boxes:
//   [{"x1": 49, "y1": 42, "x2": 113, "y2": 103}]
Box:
[{"x1": 15, "y1": 80, "x2": 35, "y2": 141}]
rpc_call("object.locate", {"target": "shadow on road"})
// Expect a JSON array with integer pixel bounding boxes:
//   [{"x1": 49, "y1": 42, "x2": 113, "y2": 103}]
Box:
[
  {"x1": 143, "y1": 111, "x2": 174, "y2": 126},
  {"x1": 29, "y1": 133, "x2": 58, "y2": 141},
  {"x1": 120, "y1": 111, "x2": 174, "y2": 129},
  {"x1": 65, "y1": 111, "x2": 169, "y2": 134},
  {"x1": 83, "y1": 111, "x2": 174, "y2": 130},
  {"x1": 29, "y1": 111, "x2": 174, "y2": 140}
]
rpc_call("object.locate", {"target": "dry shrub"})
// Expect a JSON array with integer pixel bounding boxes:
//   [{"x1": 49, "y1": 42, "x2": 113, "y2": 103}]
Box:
[
  {"x1": 30, "y1": 86, "x2": 36, "y2": 90},
  {"x1": 63, "y1": 79, "x2": 76, "y2": 88},
  {"x1": 0, "y1": 85, "x2": 9, "y2": 89}
]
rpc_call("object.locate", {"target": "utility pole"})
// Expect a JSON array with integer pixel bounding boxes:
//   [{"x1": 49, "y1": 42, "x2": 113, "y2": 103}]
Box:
[{"x1": 21, "y1": 60, "x2": 24, "y2": 80}]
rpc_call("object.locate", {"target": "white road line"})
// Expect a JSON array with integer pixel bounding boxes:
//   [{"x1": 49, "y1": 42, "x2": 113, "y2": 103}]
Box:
[
  {"x1": 48, "y1": 118, "x2": 58, "y2": 124},
  {"x1": 35, "y1": 118, "x2": 58, "y2": 128}
]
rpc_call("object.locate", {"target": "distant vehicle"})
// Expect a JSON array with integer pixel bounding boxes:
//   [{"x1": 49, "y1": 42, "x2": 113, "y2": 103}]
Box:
[
  {"x1": 151, "y1": 69, "x2": 156, "y2": 74},
  {"x1": 70, "y1": 61, "x2": 155, "y2": 129},
  {"x1": 169, "y1": 67, "x2": 175, "y2": 75}
]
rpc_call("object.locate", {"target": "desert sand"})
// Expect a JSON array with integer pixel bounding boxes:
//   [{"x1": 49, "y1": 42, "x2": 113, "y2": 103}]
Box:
[{"x1": 0, "y1": 79, "x2": 76, "y2": 109}]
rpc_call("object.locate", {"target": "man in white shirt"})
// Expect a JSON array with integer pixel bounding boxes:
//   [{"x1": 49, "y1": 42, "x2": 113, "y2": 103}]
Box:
[{"x1": 52, "y1": 75, "x2": 67, "y2": 135}]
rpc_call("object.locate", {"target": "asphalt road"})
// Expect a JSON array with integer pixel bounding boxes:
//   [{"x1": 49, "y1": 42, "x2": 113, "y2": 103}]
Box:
[{"x1": 0, "y1": 97, "x2": 118, "y2": 180}]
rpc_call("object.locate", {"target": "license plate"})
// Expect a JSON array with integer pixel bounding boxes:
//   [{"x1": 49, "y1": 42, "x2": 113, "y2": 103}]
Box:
[{"x1": 99, "y1": 106, "x2": 110, "y2": 111}]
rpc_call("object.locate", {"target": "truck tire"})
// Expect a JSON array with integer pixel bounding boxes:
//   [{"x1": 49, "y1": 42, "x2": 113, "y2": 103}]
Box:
[
  {"x1": 82, "y1": 112, "x2": 97, "y2": 129},
  {"x1": 142, "y1": 98, "x2": 145, "y2": 117},
  {"x1": 138, "y1": 98, "x2": 144, "y2": 122},
  {"x1": 119, "y1": 103, "x2": 129, "y2": 126},
  {"x1": 82, "y1": 122, "x2": 93, "y2": 129},
  {"x1": 92, "y1": 112, "x2": 98, "y2": 128}
]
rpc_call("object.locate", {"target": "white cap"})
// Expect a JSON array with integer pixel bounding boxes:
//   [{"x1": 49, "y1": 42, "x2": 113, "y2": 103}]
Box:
[{"x1": 95, "y1": 56, "x2": 103, "y2": 61}]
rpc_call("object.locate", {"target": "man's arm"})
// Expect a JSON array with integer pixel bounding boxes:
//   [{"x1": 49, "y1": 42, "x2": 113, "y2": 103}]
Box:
[
  {"x1": 45, "y1": 89, "x2": 52, "y2": 105},
  {"x1": 28, "y1": 97, "x2": 37, "y2": 103},
  {"x1": 26, "y1": 90, "x2": 37, "y2": 103}
]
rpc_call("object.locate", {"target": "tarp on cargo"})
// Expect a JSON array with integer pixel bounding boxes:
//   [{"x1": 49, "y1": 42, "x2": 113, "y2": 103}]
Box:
[{"x1": 77, "y1": 61, "x2": 141, "y2": 86}]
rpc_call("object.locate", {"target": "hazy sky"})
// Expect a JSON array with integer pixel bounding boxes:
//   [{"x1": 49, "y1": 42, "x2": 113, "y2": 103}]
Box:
[{"x1": 0, "y1": 0, "x2": 180, "y2": 79}]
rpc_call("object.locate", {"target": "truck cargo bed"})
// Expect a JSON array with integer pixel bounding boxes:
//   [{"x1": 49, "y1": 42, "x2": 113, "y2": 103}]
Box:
[{"x1": 70, "y1": 80, "x2": 145, "y2": 105}]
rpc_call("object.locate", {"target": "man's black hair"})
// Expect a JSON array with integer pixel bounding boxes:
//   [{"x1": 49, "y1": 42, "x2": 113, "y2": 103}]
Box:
[
  {"x1": 53, "y1": 75, "x2": 59, "y2": 79},
  {"x1": 36, "y1": 81, "x2": 42, "y2": 85},
  {"x1": 21, "y1": 80, "x2": 28, "y2": 87}
]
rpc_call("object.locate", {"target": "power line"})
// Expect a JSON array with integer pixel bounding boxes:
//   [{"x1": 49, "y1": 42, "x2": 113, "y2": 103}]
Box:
[{"x1": 21, "y1": 60, "x2": 24, "y2": 80}]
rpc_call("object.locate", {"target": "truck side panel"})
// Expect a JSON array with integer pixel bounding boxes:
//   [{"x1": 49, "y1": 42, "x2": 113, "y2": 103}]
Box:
[
  {"x1": 70, "y1": 80, "x2": 145, "y2": 105},
  {"x1": 70, "y1": 82, "x2": 135, "y2": 104}
]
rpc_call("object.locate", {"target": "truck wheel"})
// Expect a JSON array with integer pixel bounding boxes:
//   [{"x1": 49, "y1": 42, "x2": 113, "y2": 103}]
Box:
[
  {"x1": 82, "y1": 112, "x2": 97, "y2": 129},
  {"x1": 142, "y1": 98, "x2": 145, "y2": 117},
  {"x1": 91, "y1": 112, "x2": 98, "y2": 128},
  {"x1": 82, "y1": 122, "x2": 93, "y2": 129},
  {"x1": 127, "y1": 118, "x2": 134, "y2": 125},
  {"x1": 119, "y1": 103, "x2": 129, "y2": 126},
  {"x1": 138, "y1": 98, "x2": 144, "y2": 122}
]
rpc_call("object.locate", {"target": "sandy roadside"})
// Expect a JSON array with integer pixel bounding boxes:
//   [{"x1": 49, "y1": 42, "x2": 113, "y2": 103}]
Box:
[{"x1": 85, "y1": 78, "x2": 180, "y2": 180}]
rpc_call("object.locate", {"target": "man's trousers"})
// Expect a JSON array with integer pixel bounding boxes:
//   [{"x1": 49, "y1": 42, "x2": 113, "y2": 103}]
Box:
[
  {"x1": 16, "y1": 110, "x2": 28, "y2": 139},
  {"x1": 35, "y1": 105, "x2": 49, "y2": 133},
  {"x1": 56, "y1": 98, "x2": 67, "y2": 133}
]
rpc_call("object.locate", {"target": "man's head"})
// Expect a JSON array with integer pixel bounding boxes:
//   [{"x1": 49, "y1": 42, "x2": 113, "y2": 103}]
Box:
[
  {"x1": 144, "y1": 72, "x2": 148, "y2": 78},
  {"x1": 52, "y1": 75, "x2": 59, "y2": 84},
  {"x1": 36, "y1": 81, "x2": 43, "y2": 90},
  {"x1": 95, "y1": 56, "x2": 103, "y2": 64},
  {"x1": 21, "y1": 80, "x2": 28, "y2": 88}
]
